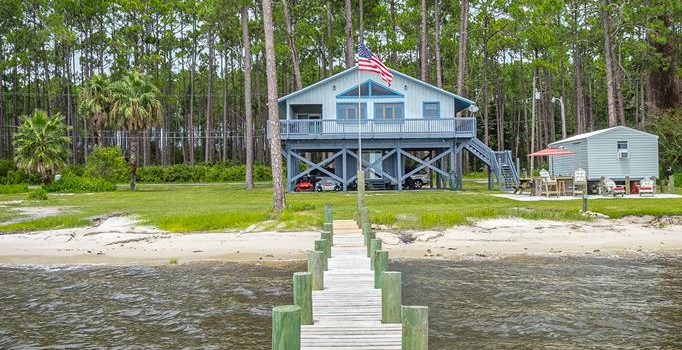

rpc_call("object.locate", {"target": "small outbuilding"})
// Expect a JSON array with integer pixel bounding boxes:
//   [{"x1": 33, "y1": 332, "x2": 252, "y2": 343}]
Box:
[{"x1": 548, "y1": 126, "x2": 659, "y2": 186}]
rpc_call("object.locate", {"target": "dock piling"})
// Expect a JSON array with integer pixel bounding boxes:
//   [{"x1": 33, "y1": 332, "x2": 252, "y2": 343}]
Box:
[
  {"x1": 374, "y1": 250, "x2": 389, "y2": 288},
  {"x1": 272, "y1": 305, "x2": 301, "y2": 350},
  {"x1": 381, "y1": 271, "x2": 401, "y2": 324},
  {"x1": 324, "y1": 204, "x2": 333, "y2": 224},
  {"x1": 365, "y1": 231, "x2": 376, "y2": 256},
  {"x1": 307, "y1": 251, "x2": 324, "y2": 290},
  {"x1": 293, "y1": 272, "x2": 313, "y2": 325},
  {"x1": 370, "y1": 239, "x2": 382, "y2": 270},
  {"x1": 401, "y1": 305, "x2": 428, "y2": 350},
  {"x1": 321, "y1": 231, "x2": 333, "y2": 247}
]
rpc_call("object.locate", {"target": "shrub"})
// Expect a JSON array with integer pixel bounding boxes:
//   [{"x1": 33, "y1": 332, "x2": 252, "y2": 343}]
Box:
[
  {"x1": 27, "y1": 188, "x2": 48, "y2": 200},
  {"x1": 0, "y1": 160, "x2": 13, "y2": 178},
  {"x1": 135, "y1": 163, "x2": 273, "y2": 183},
  {"x1": 84, "y1": 146, "x2": 128, "y2": 183},
  {"x1": 44, "y1": 175, "x2": 116, "y2": 193},
  {"x1": 0, "y1": 184, "x2": 29, "y2": 194}
]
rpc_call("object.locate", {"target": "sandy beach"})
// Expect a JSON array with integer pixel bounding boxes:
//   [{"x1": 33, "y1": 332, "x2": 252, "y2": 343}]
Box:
[{"x1": 0, "y1": 215, "x2": 680, "y2": 265}]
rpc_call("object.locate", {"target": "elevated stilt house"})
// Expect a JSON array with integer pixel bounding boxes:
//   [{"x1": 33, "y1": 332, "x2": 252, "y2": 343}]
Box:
[{"x1": 274, "y1": 67, "x2": 519, "y2": 192}]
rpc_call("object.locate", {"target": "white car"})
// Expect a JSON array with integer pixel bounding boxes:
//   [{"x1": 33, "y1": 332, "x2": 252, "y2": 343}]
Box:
[
  {"x1": 315, "y1": 178, "x2": 342, "y2": 192},
  {"x1": 410, "y1": 173, "x2": 430, "y2": 189}
]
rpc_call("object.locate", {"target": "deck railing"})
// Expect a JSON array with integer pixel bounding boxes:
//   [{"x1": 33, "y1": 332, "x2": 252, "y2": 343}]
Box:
[{"x1": 275, "y1": 117, "x2": 476, "y2": 140}]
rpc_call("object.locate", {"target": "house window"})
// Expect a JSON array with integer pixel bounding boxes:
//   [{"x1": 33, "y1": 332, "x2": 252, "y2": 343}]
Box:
[
  {"x1": 423, "y1": 102, "x2": 440, "y2": 118},
  {"x1": 375, "y1": 103, "x2": 404, "y2": 120},
  {"x1": 337, "y1": 103, "x2": 367, "y2": 120},
  {"x1": 337, "y1": 81, "x2": 403, "y2": 98}
]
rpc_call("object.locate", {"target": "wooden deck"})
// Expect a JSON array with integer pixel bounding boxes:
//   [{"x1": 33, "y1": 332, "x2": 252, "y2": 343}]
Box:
[{"x1": 301, "y1": 220, "x2": 402, "y2": 350}]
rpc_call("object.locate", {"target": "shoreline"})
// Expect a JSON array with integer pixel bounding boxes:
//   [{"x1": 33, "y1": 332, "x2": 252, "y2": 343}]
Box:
[{"x1": 0, "y1": 216, "x2": 680, "y2": 266}]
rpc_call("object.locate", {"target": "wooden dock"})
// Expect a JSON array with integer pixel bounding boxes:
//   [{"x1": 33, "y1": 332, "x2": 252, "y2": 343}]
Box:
[{"x1": 300, "y1": 220, "x2": 402, "y2": 350}]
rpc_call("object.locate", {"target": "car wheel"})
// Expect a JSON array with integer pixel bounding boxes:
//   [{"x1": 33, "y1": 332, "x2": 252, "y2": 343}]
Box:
[
  {"x1": 414, "y1": 180, "x2": 423, "y2": 189},
  {"x1": 316, "y1": 186, "x2": 323, "y2": 192}
]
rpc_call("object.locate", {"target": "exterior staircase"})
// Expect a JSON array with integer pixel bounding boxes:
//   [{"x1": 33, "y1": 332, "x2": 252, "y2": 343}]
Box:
[{"x1": 464, "y1": 138, "x2": 520, "y2": 191}]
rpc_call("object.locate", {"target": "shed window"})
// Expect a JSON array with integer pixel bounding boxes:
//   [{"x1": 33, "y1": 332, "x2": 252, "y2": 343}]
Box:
[
  {"x1": 374, "y1": 103, "x2": 404, "y2": 120},
  {"x1": 337, "y1": 103, "x2": 367, "y2": 120},
  {"x1": 617, "y1": 141, "x2": 628, "y2": 150},
  {"x1": 423, "y1": 102, "x2": 440, "y2": 118}
]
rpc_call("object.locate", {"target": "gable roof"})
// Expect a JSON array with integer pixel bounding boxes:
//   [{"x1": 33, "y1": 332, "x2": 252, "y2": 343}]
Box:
[
  {"x1": 550, "y1": 126, "x2": 657, "y2": 145},
  {"x1": 277, "y1": 66, "x2": 476, "y2": 110}
]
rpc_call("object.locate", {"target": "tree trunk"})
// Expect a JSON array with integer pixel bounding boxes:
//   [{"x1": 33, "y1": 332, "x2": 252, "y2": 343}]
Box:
[
  {"x1": 344, "y1": 0, "x2": 354, "y2": 68},
  {"x1": 205, "y1": 27, "x2": 215, "y2": 163},
  {"x1": 129, "y1": 131, "x2": 139, "y2": 191},
  {"x1": 646, "y1": 12, "x2": 680, "y2": 111},
  {"x1": 222, "y1": 50, "x2": 228, "y2": 163},
  {"x1": 262, "y1": 0, "x2": 286, "y2": 212},
  {"x1": 434, "y1": 0, "x2": 442, "y2": 88},
  {"x1": 389, "y1": 0, "x2": 398, "y2": 66},
  {"x1": 326, "y1": 1, "x2": 333, "y2": 73},
  {"x1": 189, "y1": 19, "x2": 197, "y2": 165},
  {"x1": 601, "y1": 2, "x2": 619, "y2": 127},
  {"x1": 358, "y1": 0, "x2": 364, "y2": 39},
  {"x1": 456, "y1": 0, "x2": 469, "y2": 98},
  {"x1": 419, "y1": 0, "x2": 428, "y2": 81},
  {"x1": 242, "y1": 6, "x2": 255, "y2": 190},
  {"x1": 282, "y1": 0, "x2": 303, "y2": 91},
  {"x1": 572, "y1": 12, "x2": 586, "y2": 134},
  {"x1": 482, "y1": 30, "x2": 489, "y2": 146}
]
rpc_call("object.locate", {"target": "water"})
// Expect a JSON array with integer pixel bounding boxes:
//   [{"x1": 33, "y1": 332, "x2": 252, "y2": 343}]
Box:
[{"x1": 0, "y1": 258, "x2": 680, "y2": 349}]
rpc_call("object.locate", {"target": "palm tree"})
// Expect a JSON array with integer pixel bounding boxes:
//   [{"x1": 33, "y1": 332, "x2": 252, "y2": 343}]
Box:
[
  {"x1": 109, "y1": 71, "x2": 162, "y2": 191},
  {"x1": 78, "y1": 75, "x2": 112, "y2": 147},
  {"x1": 13, "y1": 110, "x2": 71, "y2": 185}
]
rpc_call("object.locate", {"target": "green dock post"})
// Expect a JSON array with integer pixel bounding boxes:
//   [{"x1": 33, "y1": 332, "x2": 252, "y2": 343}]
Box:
[
  {"x1": 323, "y1": 222, "x2": 333, "y2": 233},
  {"x1": 293, "y1": 272, "x2": 313, "y2": 325},
  {"x1": 358, "y1": 207, "x2": 369, "y2": 228},
  {"x1": 625, "y1": 176, "x2": 631, "y2": 195},
  {"x1": 669, "y1": 175, "x2": 675, "y2": 193},
  {"x1": 365, "y1": 231, "x2": 376, "y2": 255},
  {"x1": 272, "y1": 305, "x2": 301, "y2": 350},
  {"x1": 581, "y1": 191, "x2": 588, "y2": 212},
  {"x1": 370, "y1": 239, "x2": 382, "y2": 270},
  {"x1": 381, "y1": 271, "x2": 401, "y2": 324},
  {"x1": 357, "y1": 171, "x2": 366, "y2": 213},
  {"x1": 321, "y1": 231, "x2": 333, "y2": 247},
  {"x1": 307, "y1": 251, "x2": 324, "y2": 290},
  {"x1": 401, "y1": 305, "x2": 428, "y2": 350},
  {"x1": 314, "y1": 240, "x2": 329, "y2": 270},
  {"x1": 324, "y1": 204, "x2": 333, "y2": 223},
  {"x1": 374, "y1": 250, "x2": 388, "y2": 289}
]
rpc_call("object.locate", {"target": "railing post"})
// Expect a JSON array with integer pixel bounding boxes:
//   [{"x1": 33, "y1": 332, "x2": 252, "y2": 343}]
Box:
[
  {"x1": 381, "y1": 271, "x2": 401, "y2": 324},
  {"x1": 272, "y1": 305, "x2": 301, "y2": 350},
  {"x1": 370, "y1": 239, "x2": 382, "y2": 270},
  {"x1": 373, "y1": 250, "x2": 388, "y2": 288},
  {"x1": 401, "y1": 306, "x2": 428, "y2": 350},
  {"x1": 307, "y1": 251, "x2": 324, "y2": 290},
  {"x1": 293, "y1": 272, "x2": 313, "y2": 325}
]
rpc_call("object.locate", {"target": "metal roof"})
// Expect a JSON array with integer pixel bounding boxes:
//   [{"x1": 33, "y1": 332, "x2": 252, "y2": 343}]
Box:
[
  {"x1": 550, "y1": 126, "x2": 657, "y2": 145},
  {"x1": 277, "y1": 66, "x2": 476, "y2": 111}
]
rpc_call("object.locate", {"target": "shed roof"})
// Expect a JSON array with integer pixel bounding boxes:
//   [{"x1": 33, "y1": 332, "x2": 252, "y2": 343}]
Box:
[
  {"x1": 277, "y1": 66, "x2": 476, "y2": 111},
  {"x1": 550, "y1": 126, "x2": 657, "y2": 145}
]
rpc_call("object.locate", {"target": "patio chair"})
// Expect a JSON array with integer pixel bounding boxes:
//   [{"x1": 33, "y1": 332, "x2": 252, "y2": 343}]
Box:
[
  {"x1": 540, "y1": 169, "x2": 559, "y2": 197},
  {"x1": 604, "y1": 177, "x2": 625, "y2": 197},
  {"x1": 638, "y1": 177, "x2": 656, "y2": 197},
  {"x1": 573, "y1": 168, "x2": 587, "y2": 196}
]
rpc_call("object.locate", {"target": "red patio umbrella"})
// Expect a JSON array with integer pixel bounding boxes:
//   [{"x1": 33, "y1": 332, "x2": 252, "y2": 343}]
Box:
[{"x1": 528, "y1": 147, "x2": 576, "y2": 176}]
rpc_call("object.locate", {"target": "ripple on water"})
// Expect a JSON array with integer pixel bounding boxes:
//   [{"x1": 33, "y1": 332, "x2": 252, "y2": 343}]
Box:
[{"x1": 0, "y1": 257, "x2": 680, "y2": 349}]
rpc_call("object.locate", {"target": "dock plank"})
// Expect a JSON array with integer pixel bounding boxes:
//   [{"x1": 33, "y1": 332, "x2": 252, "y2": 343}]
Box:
[{"x1": 300, "y1": 220, "x2": 401, "y2": 350}]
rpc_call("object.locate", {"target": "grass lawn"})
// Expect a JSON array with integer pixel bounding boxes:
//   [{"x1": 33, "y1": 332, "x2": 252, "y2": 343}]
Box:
[{"x1": 0, "y1": 181, "x2": 681, "y2": 233}]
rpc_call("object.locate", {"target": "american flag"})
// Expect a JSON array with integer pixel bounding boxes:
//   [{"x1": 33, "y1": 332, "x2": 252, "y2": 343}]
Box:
[{"x1": 357, "y1": 43, "x2": 393, "y2": 86}]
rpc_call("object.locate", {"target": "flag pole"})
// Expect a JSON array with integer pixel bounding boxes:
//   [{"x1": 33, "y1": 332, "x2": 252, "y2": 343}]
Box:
[{"x1": 356, "y1": 43, "x2": 365, "y2": 213}]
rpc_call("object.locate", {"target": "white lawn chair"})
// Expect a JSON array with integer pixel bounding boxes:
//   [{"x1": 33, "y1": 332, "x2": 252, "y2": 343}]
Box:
[
  {"x1": 604, "y1": 177, "x2": 625, "y2": 197},
  {"x1": 540, "y1": 169, "x2": 559, "y2": 197},
  {"x1": 573, "y1": 168, "x2": 587, "y2": 196},
  {"x1": 638, "y1": 177, "x2": 656, "y2": 197}
]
